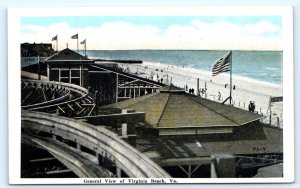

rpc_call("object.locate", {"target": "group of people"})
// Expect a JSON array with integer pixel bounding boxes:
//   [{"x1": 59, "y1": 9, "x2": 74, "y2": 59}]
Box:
[
  {"x1": 185, "y1": 85, "x2": 195, "y2": 94},
  {"x1": 188, "y1": 88, "x2": 195, "y2": 94},
  {"x1": 248, "y1": 101, "x2": 256, "y2": 112},
  {"x1": 224, "y1": 84, "x2": 236, "y2": 90}
]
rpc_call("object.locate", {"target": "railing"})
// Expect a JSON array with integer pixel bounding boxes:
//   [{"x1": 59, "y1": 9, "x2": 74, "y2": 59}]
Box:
[
  {"x1": 22, "y1": 79, "x2": 71, "y2": 109},
  {"x1": 21, "y1": 79, "x2": 95, "y2": 117},
  {"x1": 22, "y1": 79, "x2": 89, "y2": 110},
  {"x1": 21, "y1": 110, "x2": 171, "y2": 178},
  {"x1": 260, "y1": 116, "x2": 283, "y2": 129}
]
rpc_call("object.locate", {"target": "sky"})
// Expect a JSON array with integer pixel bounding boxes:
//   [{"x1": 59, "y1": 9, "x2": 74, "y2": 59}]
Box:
[{"x1": 21, "y1": 16, "x2": 282, "y2": 51}]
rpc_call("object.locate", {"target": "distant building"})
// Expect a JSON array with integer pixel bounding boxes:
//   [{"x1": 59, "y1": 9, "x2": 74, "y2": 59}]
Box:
[
  {"x1": 21, "y1": 43, "x2": 55, "y2": 67},
  {"x1": 45, "y1": 48, "x2": 94, "y2": 88},
  {"x1": 21, "y1": 42, "x2": 54, "y2": 57}
]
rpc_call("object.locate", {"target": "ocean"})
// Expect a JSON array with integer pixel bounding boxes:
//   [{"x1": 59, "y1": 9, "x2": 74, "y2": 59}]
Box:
[{"x1": 84, "y1": 50, "x2": 282, "y2": 85}]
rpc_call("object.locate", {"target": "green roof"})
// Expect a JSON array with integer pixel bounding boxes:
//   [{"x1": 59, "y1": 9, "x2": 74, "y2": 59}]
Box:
[
  {"x1": 46, "y1": 48, "x2": 92, "y2": 62},
  {"x1": 102, "y1": 89, "x2": 263, "y2": 129}
]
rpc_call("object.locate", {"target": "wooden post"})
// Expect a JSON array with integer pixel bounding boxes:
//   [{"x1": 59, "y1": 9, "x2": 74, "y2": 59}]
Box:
[
  {"x1": 210, "y1": 161, "x2": 217, "y2": 178},
  {"x1": 188, "y1": 165, "x2": 192, "y2": 178},
  {"x1": 76, "y1": 143, "x2": 81, "y2": 151},
  {"x1": 167, "y1": 74, "x2": 169, "y2": 85},
  {"x1": 47, "y1": 65, "x2": 50, "y2": 81},
  {"x1": 38, "y1": 56, "x2": 41, "y2": 80},
  {"x1": 122, "y1": 123, "x2": 127, "y2": 137},
  {"x1": 197, "y1": 78, "x2": 200, "y2": 96},
  {"x1": 205, "y1": 81, "x2": 207, "y2": 99},
  {"x1": 115, "y1": 73, "x2": 118, "y2": 103},
  {"x1": 79, "y1": 65, "x2": 82, "y2": 86},
  {"x1": 269, "y1": 96, "x2": 272, "y2": 125},
  {"x1": 121, "y1": 109, "x2": 127, "y2": 137},
  {"x1": 58, "y1": 69, "x2": 61, "y2": 82},
  {"x1": 228, "y1": 51, "x2": 233, "y2": 105},
  {"x1": 116, "y1": 167, "x2": 122, "y2": 178},
  {"x1": 69, "y1": 68, "x2": 71, "y2": 84}
]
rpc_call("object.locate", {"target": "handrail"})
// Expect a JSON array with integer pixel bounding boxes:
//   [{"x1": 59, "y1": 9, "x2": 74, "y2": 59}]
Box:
[
  {"x1": 22, "y1": 79, "x2": 89, "y2": 95},
  {"x1": 22, "y1": 134, "x2": 112, "y2": 178},
  {"x1": 21, "y1": 110, "x2": 170, "y2": 178},
  {"x1": 21, "y1": 79, "x2": 90, "y2": 111}
]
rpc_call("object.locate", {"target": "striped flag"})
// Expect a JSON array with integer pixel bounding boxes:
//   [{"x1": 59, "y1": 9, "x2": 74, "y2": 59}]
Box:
[
  {"x1": 212, "y1": 51, "x2": 232, "y2": 76},
  {"x1": 52, "y1": 35, "x2": 57, "y2": 41},
  {"x1": 80, "y1": 39, "x2": 86, "y2": 44},
  {"x1": 71, "y1": 33, "x2": 78, "y2": 39}
]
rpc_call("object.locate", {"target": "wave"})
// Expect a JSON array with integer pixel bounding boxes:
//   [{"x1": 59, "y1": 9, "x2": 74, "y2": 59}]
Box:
[
  {"x1": 265, "y1": 67, "x2": 280, "y2": 71},
  {"x1": 142, "y1": 61, "x2": 282, "y2": 88}
]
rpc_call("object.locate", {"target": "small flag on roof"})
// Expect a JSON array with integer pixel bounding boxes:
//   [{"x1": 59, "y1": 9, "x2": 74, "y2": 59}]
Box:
[
  {"x1": 52, "y1": 35, "x2": 57, "y2": 41},
  {"x1": 80, "y1": 39, "x2": 86, "y2": 44},
  {"x1": 71, "y1": 33, "x2": 78, "y2": 39}
]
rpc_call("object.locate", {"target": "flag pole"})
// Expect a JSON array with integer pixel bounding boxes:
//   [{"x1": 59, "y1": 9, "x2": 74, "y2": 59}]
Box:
[
  {"x1": 229, "y1": 51, "x2": 232, "y2": 105},
  {"x1": 77, "y1": 33, "x2": 79, "y2": 54},
  {"x1": 85, "y1": 39, "x2": 86, "y2": 57},
  {"x1": 56, "y1": 35, "x2": 58, "y2": 52}
]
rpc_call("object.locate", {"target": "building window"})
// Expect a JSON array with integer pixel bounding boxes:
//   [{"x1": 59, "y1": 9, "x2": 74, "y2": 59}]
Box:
[
  {"x1": 60, "y1": 70, "x2": 69, "y2": 77},
  {"x1": 71, "y1": 78, "x2": 80, "y2": 85},
  {"x1": 52, "y1": 68, "x2": 82, "y2": 86},
  {"x1": 60, "y1": 78, "x2": 69, "y2": 83},
  {"x1": 71, "y1": 70, "x2": 80, "y2": 77},
  {"x1": 70, "y1": 69, "x2": 81, "y2": 86}
]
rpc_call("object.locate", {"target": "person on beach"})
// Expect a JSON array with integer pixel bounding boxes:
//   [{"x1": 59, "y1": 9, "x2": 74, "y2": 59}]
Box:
[
  {"x1": 218, "y1": 92, "x2": 221, "y2": 101},
  {"x1": 248, "y1": 101, "x2": 256, "y2": 112},
  {"x1": 252, "y1": 101, "x2": 256, "y2": 112},
  {"x1": 248, "y1": 101, "x2": 253, "y2": 112}
]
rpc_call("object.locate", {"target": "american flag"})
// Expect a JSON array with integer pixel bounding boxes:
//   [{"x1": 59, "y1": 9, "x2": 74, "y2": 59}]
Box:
[
  {"x1": 71, "y1": 33, "x2": 78, "y2": 39},
  {"x1": 212, "y1": 51, "x2": 232, "y2": 76},
  {"x1": 80, "y1": 39, "x2": 86, "y2": 44},
  {"x1": 51, "y1": 35, "x2": 57, "y2": 41}
]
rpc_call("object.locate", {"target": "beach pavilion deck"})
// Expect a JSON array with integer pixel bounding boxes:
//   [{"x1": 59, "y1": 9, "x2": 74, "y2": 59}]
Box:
[
  {"x1": 102, "y1": 85, "x2": 264, "y2": 135},
  {"x1": 101, "y1": 85, "x2": 283, "y2": 177}
]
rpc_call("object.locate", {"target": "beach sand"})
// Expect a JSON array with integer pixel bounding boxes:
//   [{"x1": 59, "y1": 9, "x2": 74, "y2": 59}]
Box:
[{"x1": 116, "y1": 62, "x2": 283, "y2": 127}]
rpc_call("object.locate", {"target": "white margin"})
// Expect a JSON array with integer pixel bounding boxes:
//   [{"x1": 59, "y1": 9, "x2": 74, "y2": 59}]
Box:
[{"x1": 8, "y1": 6, "x2": 294, "y2": 184}]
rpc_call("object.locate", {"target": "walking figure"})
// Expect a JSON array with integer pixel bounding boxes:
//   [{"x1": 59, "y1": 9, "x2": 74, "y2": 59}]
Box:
[
  {"x1": 217, "y1": 92, "x2": 221, "y2": 101},
  {"x1": 248, "y1": 101, "x2": 256, "y2": 112},
  {"x1": 248, "y1": 101, "x2": 252, "y2": 112},
  {"x1": 252, "y1": 101, "x2": 256, "y2": 112}
]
